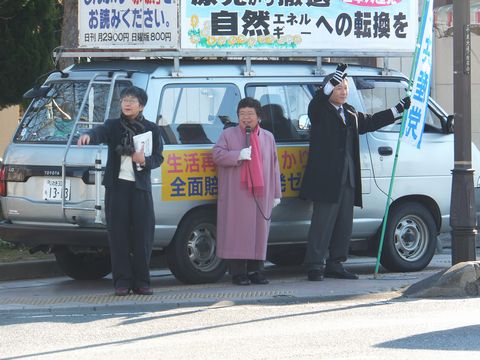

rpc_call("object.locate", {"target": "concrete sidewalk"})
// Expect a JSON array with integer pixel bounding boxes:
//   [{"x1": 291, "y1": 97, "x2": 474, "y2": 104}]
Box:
[{"x1": 0, "y1": 254, "x2": 454, "y2": 313}]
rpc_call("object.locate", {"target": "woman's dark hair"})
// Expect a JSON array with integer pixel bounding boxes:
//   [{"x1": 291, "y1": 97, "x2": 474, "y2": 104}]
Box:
[
  {"x1": 120, "y1": 86, "x2": 148, "y2": 106},
  {"x1": 237, "y1": 97, "x2": 261, "y2": 116}
]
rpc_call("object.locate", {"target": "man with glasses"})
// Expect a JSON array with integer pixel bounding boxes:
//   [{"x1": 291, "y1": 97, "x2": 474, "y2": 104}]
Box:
[{"x1": 300, "y1": 64, "x2": 410, "y2": 282}]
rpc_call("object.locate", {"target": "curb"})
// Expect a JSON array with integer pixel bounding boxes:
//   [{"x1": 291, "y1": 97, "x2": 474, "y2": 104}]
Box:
[
  {"x1": 0, "y1": 260, "x2": 63, "y2": 281},
  {"x1": 403, "y1": 261, "x2": 480, "y2": 298},
  {"x1": 0, "y1": 255, "x2": 169, "y2": 282}
]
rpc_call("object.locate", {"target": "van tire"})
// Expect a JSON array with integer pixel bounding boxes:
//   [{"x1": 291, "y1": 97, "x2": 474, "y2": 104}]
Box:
[
  {"x1": 267, "y1": 245, "x2": 305, "y2": 266},
  {"x1": 166, "y1": 208, "x2": 227, "y2": 284},
  {"x1": 54, "y1": 246, "x2": 111, "y2": 280},
  {"x1": 380, "y1": 202, "x2": 437, "y2": 272}
]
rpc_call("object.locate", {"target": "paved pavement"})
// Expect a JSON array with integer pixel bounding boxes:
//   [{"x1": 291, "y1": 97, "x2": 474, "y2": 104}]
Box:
[{"x1": 0, "y1": 253, "x2": 457, "y2": 313}]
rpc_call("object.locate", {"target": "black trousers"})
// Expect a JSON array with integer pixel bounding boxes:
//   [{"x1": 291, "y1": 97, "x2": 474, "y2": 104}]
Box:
[
  {"x1": 304, "y1": 185, "x2": 355, "y2": 271},
  {"x1": 229, "y1": 259, "x2": 263, "y2": 276},
  {"x1": 105, "y1": 179, "x2": 155, "y2": 289}
]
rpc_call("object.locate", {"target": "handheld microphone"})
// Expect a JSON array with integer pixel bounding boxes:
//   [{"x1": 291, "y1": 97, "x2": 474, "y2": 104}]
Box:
[{"x1": 245, "y1": 126, "x2": 251, "y2": 147}]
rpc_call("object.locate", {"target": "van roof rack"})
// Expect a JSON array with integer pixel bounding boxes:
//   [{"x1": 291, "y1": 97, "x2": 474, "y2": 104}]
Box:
[
  {"x1": 54, "y1": 47, "x2": 408, "y2": 59},
  {"x1": 54, "y1": 48, "x2": 341, "y2": 76},
  {"x1": 53, "y1": 47, "x2": 405, "y2": 77}
]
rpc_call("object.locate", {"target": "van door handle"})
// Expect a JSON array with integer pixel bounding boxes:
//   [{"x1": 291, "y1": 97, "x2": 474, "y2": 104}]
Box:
[{"x1": 378, "y1": 146, "x2": 393, "y2": 156}]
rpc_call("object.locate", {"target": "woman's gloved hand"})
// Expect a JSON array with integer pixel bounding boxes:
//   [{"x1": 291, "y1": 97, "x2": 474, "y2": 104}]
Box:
[{"x1": 238, "y1": 146, "x2": 252, "y2": 161}]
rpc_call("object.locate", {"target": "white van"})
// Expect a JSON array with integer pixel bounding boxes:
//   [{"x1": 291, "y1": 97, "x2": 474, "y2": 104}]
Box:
[{"x1": 0, "y1": 59, "x2": 478, "y2": 283}]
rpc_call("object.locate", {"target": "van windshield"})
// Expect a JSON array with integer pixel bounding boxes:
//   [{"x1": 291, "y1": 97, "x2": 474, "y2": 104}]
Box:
[{"x1": 15, "y1": 80, "x2": 129, "y2": 144}]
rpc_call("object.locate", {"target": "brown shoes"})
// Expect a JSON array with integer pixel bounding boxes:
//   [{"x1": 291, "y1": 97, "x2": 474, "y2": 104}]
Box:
[
  {"x1": 133, "y1": 287, "x2": 154, "y2": 295},
  {"x1": 114, "y1": 287, "x2": 130, "y2": 296}
]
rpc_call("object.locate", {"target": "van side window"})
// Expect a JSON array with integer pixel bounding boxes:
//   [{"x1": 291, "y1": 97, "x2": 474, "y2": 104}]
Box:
[
  {"x1": 158, "y1": 84, "x2": 241, "y2": 144},
  {"x1": 16, "y1": 81, "x2": 129, "y2": 143},
  {"x1": 245, "y1": 84, "x2": 312, "y2": 141},
  {"x1": 354, "y1": 77, "x2": 443, "y2": 133}
]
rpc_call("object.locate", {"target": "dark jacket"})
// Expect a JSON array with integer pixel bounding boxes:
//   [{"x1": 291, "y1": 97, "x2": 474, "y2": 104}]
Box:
[
  {"x1": 299, "y1": 89, "x2": 394, "y2": 207},
  {"x1": 88, "y1": 117, "x2": 164, "y2": 192}
]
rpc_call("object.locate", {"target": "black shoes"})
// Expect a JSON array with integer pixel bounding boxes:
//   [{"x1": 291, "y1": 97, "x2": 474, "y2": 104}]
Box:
[
  {"x1": 232, "y1": 273, "x2": 269, "y2": 285},
  {"x1": 115, "y1": 287, "x2": 154, "y2": 296},
  {"x1": 308, "y1": 264, "x2": 359, "y2": 280},
  {"x1": 133, "y1": 287, "x2": 154, "y2": 295},
  {"x1": 232, "y1": 274, "x2": 251, "y2": 285},
  {"x1": 307, "y1": 269, "x2": 324, "y2": 281},
  {"x1": 248, "y1": 272, "x2": 269, "y2": 285},
  {"x1": 325, "y1": 264, "x2": 359, "y2": 280},
  {"x1": 114, "y1": 287, "x2": 130, "y2": 296}
]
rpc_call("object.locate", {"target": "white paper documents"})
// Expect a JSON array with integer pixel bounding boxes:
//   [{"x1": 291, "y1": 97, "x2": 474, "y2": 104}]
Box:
[{"x1": 133, "y1": 131, "x2": 152, "y2": 171}]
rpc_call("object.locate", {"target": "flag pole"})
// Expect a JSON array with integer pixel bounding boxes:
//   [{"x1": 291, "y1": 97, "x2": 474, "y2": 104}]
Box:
[{"x1": 373, "y1": 0, "x2": 430, "y2": 278}]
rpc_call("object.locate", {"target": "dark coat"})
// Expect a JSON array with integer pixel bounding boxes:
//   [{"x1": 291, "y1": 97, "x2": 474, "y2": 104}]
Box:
[
  {"x1": 299, "y1": 89, "x2": 395, "y2": 207},
  {"x1": 88, "y1": 117, "x2": 164, "y2": 192}
]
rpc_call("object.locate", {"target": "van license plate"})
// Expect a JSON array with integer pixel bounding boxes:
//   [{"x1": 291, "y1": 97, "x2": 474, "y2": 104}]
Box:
[{"x1": 43, "y1": 179, "x2": 71, "y2": 201}]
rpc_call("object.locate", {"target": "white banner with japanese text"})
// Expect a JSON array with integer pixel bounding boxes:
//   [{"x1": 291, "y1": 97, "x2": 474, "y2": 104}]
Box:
[
  {"x1": 181, "y1": 0, "x2": 417, "y2": 53},
  {"x1": 400, "y1": 0, "x2": 433, "y2": 149},
  {"x1": 78, "y1": 0, "x2": 178, "y2": 49}
]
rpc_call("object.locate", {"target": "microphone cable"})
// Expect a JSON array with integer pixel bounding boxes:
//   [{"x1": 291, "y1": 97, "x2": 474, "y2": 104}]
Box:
[{"x1": 245, "y1": 134, "x2": 273, "y2": 221}]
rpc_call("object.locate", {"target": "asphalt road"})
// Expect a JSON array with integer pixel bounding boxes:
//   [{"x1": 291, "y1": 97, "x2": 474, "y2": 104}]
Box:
[{"x1": 1, "y1": 294, "x2": 480, "y2": 359}]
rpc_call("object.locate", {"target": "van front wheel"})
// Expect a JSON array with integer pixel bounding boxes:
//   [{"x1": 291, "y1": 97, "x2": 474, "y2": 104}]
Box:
[
  {"x1": 166, "y1": 208, "x2": 227, "y2": 284},
  {"x1": 380, "y1": 202, "x2": 437, "y2": 272}
]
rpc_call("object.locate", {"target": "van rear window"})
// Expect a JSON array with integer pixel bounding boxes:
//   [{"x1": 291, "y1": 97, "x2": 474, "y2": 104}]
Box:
[{"x1": 15, "y1": 80, "x2": 129, "y2": 143}]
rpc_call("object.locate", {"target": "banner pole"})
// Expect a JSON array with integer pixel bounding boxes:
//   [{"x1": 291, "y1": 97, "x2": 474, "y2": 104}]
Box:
[{"x1": 373, "y1": 0, "x2": 430, "y2": 278}]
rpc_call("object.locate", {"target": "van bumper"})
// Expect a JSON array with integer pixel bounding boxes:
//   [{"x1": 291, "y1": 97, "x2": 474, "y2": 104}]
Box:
[{"x1": 0, "y1": 220, "x2": 108, "y2": 247}]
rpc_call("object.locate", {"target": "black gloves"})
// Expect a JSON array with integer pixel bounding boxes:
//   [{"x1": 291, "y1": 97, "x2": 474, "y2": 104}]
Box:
[
  {"x1": 394, "y1": 96, "x2": 411, "y2": 113},
  {"x1": 330, "y1": 63, "x2": 348, "y2": 86}
]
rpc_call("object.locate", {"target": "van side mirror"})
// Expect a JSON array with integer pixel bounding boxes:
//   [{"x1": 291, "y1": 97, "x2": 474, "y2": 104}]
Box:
[
  {"x1": 298, "y1": 114, "x2": 310, "y2": 130},
  {"x1": 23, "y1": 85, "x2": 52, "y2": 99},
  {"x1": 446, "y1": 114, "x2": 454, "y2": 133}
]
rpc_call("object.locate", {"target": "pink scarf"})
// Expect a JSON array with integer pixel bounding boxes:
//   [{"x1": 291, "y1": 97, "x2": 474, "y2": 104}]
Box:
[{"x1": 241, "y1": 125, "x2": 264, "y2": 196}]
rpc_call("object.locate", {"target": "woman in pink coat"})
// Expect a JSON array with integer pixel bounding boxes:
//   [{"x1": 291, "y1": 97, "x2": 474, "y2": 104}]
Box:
[{"x1": 213, "y1": 97, "x2": 281, "y2": 285}]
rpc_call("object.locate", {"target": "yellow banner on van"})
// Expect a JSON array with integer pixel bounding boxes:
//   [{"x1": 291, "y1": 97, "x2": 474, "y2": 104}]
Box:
[{"x1": 161, "y1": 147, "x2": 308, "y2": 201}]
